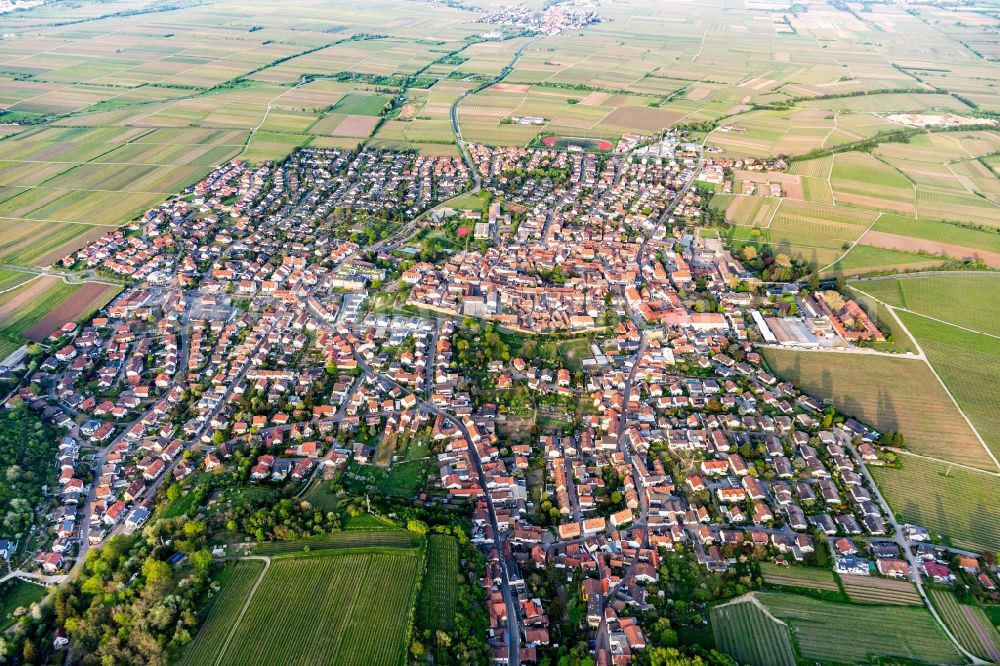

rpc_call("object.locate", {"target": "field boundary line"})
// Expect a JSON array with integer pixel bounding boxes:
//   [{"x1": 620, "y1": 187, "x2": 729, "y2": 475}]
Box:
[
  {"x1": 890, "y1": 449, "x2": 1000, "y2": 477},
  {"x1": 0, "y1": 215, "x2": 122, "y2": 228},
  {"x1": 763, "y1": 196, "x2": 783, "y2": 229},
  {"x1": 817, "y1": 211, "x2": 882, "y2": 274},
  {"x1": 891, "y1": 307, "x2": 1000, "y2": 340},
  {"x1": 852, "y1": 285, "x2": 1000, "y2": 472},
  {"x1": 0, "y1": 274, "x2": 42, "y2": 296},
  {"x1": 212, "y1": 555, "x2": 270, "y2": 666},
  {"x1": 714, "y1": 592, "x2": 788, "y2": 626}
]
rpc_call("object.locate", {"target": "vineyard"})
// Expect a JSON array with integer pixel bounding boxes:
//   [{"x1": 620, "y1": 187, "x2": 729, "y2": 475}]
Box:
[
  {"x1": 196, "y1": 550, "x2": 422, "y2": 666},
  {"x1": 856, "y1": 274, "x2": 1000, "y2": 337},
  {"x1": 899, "y1": 311, "x2": 1000, "y2": 462},
  {"x1": 759, "y1": 562, "x2": 839, "y2": 592},
  {"x1": 710, "y1": 595, "x2": 796, "y2": 666},
  {"x1": 930, "y1": 589, "x2": 1000, "y2": 663},
  {"x1": 179, "y1": 559, "x2": 266, "y2": 666},
  {"x1": 871, "y1": 455, "x2": 1000, "y2": 553},
  {"x1": 762, "y1": 348, "x2": 988, "y2": 469},
  {"x1": 253, "y1": 529, "x2": 420, "y2": 555},
  {"x1": 840, "y1": 575, "x2": 921, "y2": 605},
  {"x1": 418, "y1": 535, "x2": 459, "y2": 632},
  {"x1": 758, "y1": 591, "x2": 962, "y2": 665}
]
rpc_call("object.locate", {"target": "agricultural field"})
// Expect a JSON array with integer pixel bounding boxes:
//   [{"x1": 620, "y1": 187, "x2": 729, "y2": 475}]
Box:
[
  {"x1": 930, "y1": 589, "x2": 1000, "y2": 663},
  {"x1": 898, "y1": 312, "x2": 1000, "y2": 462},
  {"x1": 707, "y1": 109, "x2": 897, "y2": 158},
  {"x1": 762, "y1": 349, "x2": 992, "y2": 470},
  {"x1": 252, "y1": 528, "x2": 419, "y2": 556},
  {"x1": 710, "y1": 595, "x2": 796, "y2": 666},
  {"x1": 418, "y1": 535, "x2": 459, "y2": 632},
  {"x1": 759, "y1": 562, "x2": 839, "y2": 593},
  {"x1": 0, "y1": 270, "x2": 32, "y2": 293},
  {"x1": 179, "y1": 559, "x2": 267, "y2": 666},
  {"x1": 331, "y1": 93, "x2": 391, "y2": 116},
  {"x1": 830, "y1": 244, "x2": 946, "y2": 276},
  {"x1": 852, "y1": 274, "x2": 1000, "y2": 338},
  {"x1": 870, "y1": 455, "x2": 1000, "y2": 553},
  {"x1": 0, "y1": 277, "x2": 119, "y2": 343},
  {"x1": 195, "y1": 549, "x2": 422, "y2": 666},
  {"x1": 758, "y1": 591, "x2": 963, "y2": 665},
  {"x1": 831, "y1": 151, "x2": 915, "y2": 213},
  {"x1": 732, "y1": 199, "x2": 877, "y2": 267},
  {"x1": 864, "y1": 216, "x2": 1000, "y2": 269},
  {"x1": 840, "y1": 575, "x2": 922, "y2": 606}
]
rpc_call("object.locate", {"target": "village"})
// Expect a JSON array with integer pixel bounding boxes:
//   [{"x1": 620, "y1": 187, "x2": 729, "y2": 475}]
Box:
[{"x1": 2, "y1": 135, "x2": 997, "y2": 666}]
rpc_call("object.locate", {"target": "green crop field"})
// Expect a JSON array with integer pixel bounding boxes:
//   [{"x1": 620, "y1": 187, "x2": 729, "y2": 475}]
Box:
[
  {"x1": 930, "y1": 589, "x2": 1000, "y2": 663},
  {"x1": 331, "y1": 94, "x2": 391, "y2": 116},
  {"x1": 840, "y1": 575, "x2": 921, "y2": 606},
  {"x1": 871, "y1": 455, "x2": 1000, "y2": 553},
  {"x1": 854, "y1": 274, "x2": 1000, "y2": 338},
  {"x1": 710, "y1": 595, "x2": 796, "y2": 666},
  {"x1": 762, "y1": 348, "x2": 991, "y2": 470},
  {"x1": 759, "y1": 562, "x2": 839, "y2": 592},
  {"x1": 831, "y1": 244, "x2": 944, "y2": 276},
  {"x1": 418, "y1": 535, "x2": 459, "y2": 632},
  {"x1": 0, "y1": 278, "x2": 81, "y2": 337},
  {"x1": 179, "y1": 559, "x2": 266, "y2": 666},
  {"x1": 758, "y1": 591, "x2": 962, "y2": 665},
  {"x1": 872, "y1": 215, "x2": 1000, "y2": 256},
  {"x1": 0, "y1": 270, "x2": 32, "y2": 292},
  {"x1": 898, "y1": 312, "x2": 1000, "y2": 462},
  {"x1": 204, "y1": 550, "x2": 422, "y2": 666}
]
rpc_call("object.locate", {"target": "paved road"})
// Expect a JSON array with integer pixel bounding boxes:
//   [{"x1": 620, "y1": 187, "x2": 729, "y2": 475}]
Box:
[
  {"x1": 450, "y1": 38, "x2": 538, "y2": 193},
  {"x1": 847, "y1": 440, "x2": 987, "y2": 665},
  {"x1": 353, "y1": 352, "x2": 523, "y2": 663}
]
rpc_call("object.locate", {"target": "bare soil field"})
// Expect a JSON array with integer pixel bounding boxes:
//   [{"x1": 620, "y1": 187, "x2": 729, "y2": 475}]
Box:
[
  {"x1": 859, "y1": 229, "x2": 1000, "y2": 268},
  {"x1": 0, "y1": 277, "x2": 50, "y2": 320},
  {"x1": 23, "y1": 282, "x2": 118, "y2": 341},
  {"x1": 332, "y1": 115, "x2": 379, "y2": 138},
  {"x1": 491, "y1": 83, "x2": 531, "y2": 93}
]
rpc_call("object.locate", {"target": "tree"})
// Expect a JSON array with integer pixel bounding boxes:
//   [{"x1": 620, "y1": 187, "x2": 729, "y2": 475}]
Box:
[
  {"x1": 141, "y1": 557, "x2": 172, "y2": 592},
  {"x1": 648, "y1": 647, "x2": 704, "y2": 666},
  {"x1": 166, "y1": 484, "x2": 182, "y2": 503},
  {"x1": 740, "y1": 245, "x2": 757, "y2": 262}
]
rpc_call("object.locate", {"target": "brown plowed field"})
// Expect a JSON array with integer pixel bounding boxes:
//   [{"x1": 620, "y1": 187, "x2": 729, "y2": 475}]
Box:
[
  {"x1": 23, "y1": 282, "x2": 118, "y2": 341},
  {"x1": 860, "y1": 229, "x2": 1000, "y2": 268}
]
